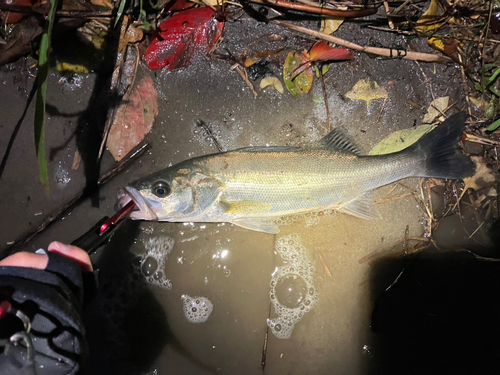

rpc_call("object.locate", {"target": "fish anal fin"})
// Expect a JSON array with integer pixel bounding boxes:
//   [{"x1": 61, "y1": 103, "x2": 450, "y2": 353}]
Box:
[
  {"x1": 220, "y1": 199, "x2": 273, "y2": 215},
  {"x1": 339, "y1": 192, "x2": 381, "y2": 220},
  {"x1": 313, "y1": 129, "x2": 360, "y2": 155},
  {"x1": 232, "y1": 218, "x2": 280, "y2": 234}
]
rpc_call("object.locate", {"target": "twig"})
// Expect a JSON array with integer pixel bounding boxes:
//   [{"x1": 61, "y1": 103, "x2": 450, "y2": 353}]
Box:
[
  {"x1": 249, "y1": 0, "x2": 379, "y2": 18},
  {"x1": 233, "y1": 64, "x2": 258, "y2": 97},
  {"x1": 196, "y1": 120, "x2": 225, "y2": 152},
  {"x1": 318, "y1": 65, "x2": 332, "y2": 131},
  {"x1": 273, "y1": 20, "x2": 451, "y2": 63},
  {"x1": 313, "y1": 247, "x2": 332, "y2": 277},
  {"x1": 0, "y1": 143, "x2": 150, "y2": 259},
  {"x1": 376, "y1": 97, "x2": 388, "y2": 123},
  {"x1": 468, "y1": 221, "x2": 484, "y2": 239},
  {"x1": 261, "y1": 240, "x2": 276, "y2": 370},
  {"x1": 383, "y1": 1, "x2": 395, "y2": 30},
  {"x1": 464, "y1": 133, "x2": 500, "y2": 147}
]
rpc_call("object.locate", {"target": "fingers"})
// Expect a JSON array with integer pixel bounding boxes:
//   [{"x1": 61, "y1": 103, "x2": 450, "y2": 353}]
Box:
[
  {"x1": 47, "y1": 241, "x2": 93, "y2": 273},
  {"x1": 0, "y1": 252, "x2": 49, "y2": 270}
]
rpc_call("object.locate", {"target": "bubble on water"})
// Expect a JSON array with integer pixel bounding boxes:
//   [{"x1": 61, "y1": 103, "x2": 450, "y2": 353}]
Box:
[
  {"x1": 181, "y1": 294, "x2": 213, "y2": 323},
  {"x1": 141, "y1": 256, "x2": 158, "y2": 276},
  {"x1": 267, "y1": 234, "x2": 319, "y2": 339},
  {"x1": 132, "y1": 236, "x2": 175, "y2": 289}
]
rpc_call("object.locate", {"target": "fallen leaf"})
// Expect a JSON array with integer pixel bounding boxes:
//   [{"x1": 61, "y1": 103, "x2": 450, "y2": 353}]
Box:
[
  {"x1": 320, "y1": 17, "x2": 344, "y2": 35},
  {"x1": 2, "y1": 0, "x2": 40, "y2": 24},
  {"x1": 119, "y1": 20, "x2": 144, "y2": 52},
  {"x1": 345, "y1": 79, "x2": 388, "y2": 111},
  {"x1": 107, "y1": 72, "x2": 159, "y2": 161},
  {"x1": 55, "y1": 61, "x2": 89, "y2": 73},
  {"x1": 283, "y1": 51, "x2": 313, "y2": 96},
  {"x1": 145, "y1": 7, "x2": 224, "y2": 71},
  {"x1": 260, "y1": 77, "x2": 284, "y2": 93},
  {"x1": 428, "y1": 37, "x2": 444, "y2": 51},
  {"x1": 309, "y1": 41, "x2": 353, "y2": 62},
  {"x1": 369, "y1": 125, "x2": 435, "y2": 155},
  {"x1": 91, "y1": 0, "x2": 113, "y2": 8},
  {"x1": 415, "y1": 0, "x2": 441, "y2": 33},
  {"x1": 468, "y1": 95, "x2": 488, "y2": 110},
  {"x1": 0, "y1": 16, "x2": 43, "y2": 66},
  {"x1": 202, "y1": 0, "x2": 228, "y2": 6},
  {"x1": 422, "y1": 96, "x2": 449, "y2": 124},
  {"x1": 315, "y1": 64, "x2": 330, "y2": 78},
  {"x1": 463, "y1": 156, "x2": 497, "y2": 196},
  {"x1": 167, "y1": 0, "x2": 196, "y2": 11}
]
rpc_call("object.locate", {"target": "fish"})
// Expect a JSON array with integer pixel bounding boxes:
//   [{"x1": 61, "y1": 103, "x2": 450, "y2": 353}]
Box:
[{"x1": 117, "y1": 112, "x2": 475, "y2": 234}]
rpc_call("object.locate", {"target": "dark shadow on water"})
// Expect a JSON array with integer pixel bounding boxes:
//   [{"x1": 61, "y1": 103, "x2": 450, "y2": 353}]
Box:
[
  {"x1": 83, "y1": 220, "x2": 214, "y2": 375},
  {"x1": 368, "y1": 239, "x2": 500, "y2": 375},
  {"x1": 82, "y1": 220, "x2": 169, "y2": 375}
]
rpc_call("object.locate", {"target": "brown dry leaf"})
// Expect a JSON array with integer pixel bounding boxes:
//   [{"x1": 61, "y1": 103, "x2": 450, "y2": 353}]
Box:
[
  {"x1": 107, "y1": 73, "x2": 159, "y2": 161},
  {"x1": 422, "y1": 96, "x2": 449, "y2": 124},
  {"x1": 345, "y1": 79, "x2": 388, "y2": 111},
  {"x1": 119, "y1": 21, "x2": 144, "y2": 52},
  {"x1": 91, "y1": 0, "x2": 114, "y2": 8},
  {"x1": 463, "y1": 156, "x2": 497, "y2": 196},
  {"x1": 260, "y1": 77, "x2": 284, "y2": 93}
]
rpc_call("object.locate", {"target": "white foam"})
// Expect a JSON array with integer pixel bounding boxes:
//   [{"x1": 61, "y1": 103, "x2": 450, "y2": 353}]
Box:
[
  {"x1": 267, "y1": 234, "x2": 319, "y2": 339},
  {"x1": 132, "y1": 235, "x2": 175, "y2": 289},
  {"x1": 181, "y1": 295, "x2": 213, "y2": 323}
]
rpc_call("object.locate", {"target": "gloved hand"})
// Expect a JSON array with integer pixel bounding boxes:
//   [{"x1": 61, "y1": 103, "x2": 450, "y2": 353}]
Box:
[{"x1": 0, "y1": 242, "x2": 95, "y2": 375}]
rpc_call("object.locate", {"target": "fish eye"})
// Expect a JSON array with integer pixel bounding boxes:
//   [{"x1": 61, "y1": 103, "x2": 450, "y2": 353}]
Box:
[{"x1": 152, "y1": 181, "x2": 171, "y2": 197}]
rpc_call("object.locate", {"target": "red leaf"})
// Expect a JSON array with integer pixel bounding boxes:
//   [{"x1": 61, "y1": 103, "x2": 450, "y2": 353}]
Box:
[
  {"x1": 145, "y1": 7, "x2": 224, "y2": 71},
  {"x1": 169, "y1": 0, "x2": 196, "y2": 11},
  {"x1": 107, "y1": 72, "x2": 159, "y2": 161},
  {"x1": 2, "y1": 0, "x2": 40, "y2": 24},
  {"x1": 309, "y1": 41, "x2": 353, "y2": 62}
]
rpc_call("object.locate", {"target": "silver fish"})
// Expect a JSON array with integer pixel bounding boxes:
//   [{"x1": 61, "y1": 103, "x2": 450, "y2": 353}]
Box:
[{"x1": 117, "y1": 113, "x2": 475, "y2": 234}]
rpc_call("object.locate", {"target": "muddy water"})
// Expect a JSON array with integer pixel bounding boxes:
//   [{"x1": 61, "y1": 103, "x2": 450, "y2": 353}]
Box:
[{"x1": 84, "y1": 22, "x2": 470, "y2": 374}]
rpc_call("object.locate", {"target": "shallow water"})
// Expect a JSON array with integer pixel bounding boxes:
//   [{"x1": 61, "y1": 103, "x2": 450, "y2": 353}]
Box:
[{"x1": 82, "y1": 19, "x2": 472, "y2": 373}]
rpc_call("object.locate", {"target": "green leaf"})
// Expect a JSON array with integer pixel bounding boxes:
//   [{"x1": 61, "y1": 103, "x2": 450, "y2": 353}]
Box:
[
  {"x1": 283, "y1": 51, "x2": 313, "y2": 97},
  {"x1": 369, "y1": 125, "x2": 435, "y2": 155},
  {"x1": 115, "y1": 0, "x2": 127, "y2": 27},
  {"x1": 34, "y1": 0, "x2": 58, "y2": 194},
  {"x1": 486, "y1": 98, "x2": 497, "y2": 119},
  {"x1": 486, "y1": 66, "x2": 500, "y2": 86},
  {"x1": 487, "y1": 118, "x2": 500, "y2": 132}
]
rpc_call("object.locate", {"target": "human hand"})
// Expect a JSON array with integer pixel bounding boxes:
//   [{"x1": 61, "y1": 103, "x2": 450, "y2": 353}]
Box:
[{"x1": 0, "y1": 241, "x2": 93, "y2": 272}]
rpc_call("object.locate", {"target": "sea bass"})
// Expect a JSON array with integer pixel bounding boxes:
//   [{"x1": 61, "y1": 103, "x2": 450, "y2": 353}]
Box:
[{"x1": 117, "y1": 113, "x2": 475, "y2": 234}]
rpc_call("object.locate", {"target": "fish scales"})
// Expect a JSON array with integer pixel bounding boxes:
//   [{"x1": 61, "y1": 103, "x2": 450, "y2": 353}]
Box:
[
  {"x1": 201, "y1": 149, "x2": 419, "y2": 216},
  {"x1": 117, "y1": 113, "x2": 475, "y2": 233}
]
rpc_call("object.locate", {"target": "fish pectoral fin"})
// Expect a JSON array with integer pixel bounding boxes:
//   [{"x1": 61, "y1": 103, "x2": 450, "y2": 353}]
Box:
[
  {"x1": 232, "y1": 218, "x2": 280, "y2": 234},
  {"x1": 220, "y1": 199, "x2": 273, "y2": 215},
  {"x1": 339, "y1": 192, "x2": 381, "y2": 220}
]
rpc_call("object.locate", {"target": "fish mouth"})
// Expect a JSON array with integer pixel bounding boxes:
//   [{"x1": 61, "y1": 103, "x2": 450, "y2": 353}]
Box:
[{"x1": 117, "y1": 187, "x2": 158, "y2": 221}]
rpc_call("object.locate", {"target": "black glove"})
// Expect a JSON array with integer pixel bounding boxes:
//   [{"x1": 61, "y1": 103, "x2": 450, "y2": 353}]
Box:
[{"x1": 0, "y1": 251, "x2": 97, "y2": 375}]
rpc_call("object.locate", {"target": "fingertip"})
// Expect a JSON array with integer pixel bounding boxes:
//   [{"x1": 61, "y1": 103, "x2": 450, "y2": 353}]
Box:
[{"x1": 47, "y1": 242, "x2": 93, "y2": 273}]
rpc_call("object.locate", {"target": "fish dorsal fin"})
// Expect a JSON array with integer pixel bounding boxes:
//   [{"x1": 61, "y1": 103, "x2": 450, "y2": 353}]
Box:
[
  {"x1": 313, "y1": 129, "x2": 360, "y2": 155},
  {"x1": 338, "y1": 191, "x2": 381, "y2": 220}
]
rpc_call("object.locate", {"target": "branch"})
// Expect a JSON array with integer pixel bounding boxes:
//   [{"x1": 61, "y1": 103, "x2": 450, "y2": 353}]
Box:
[
  {"x1": 249, "y1": 0, "x2": 379, "y2": 18},
  {"x1": 273, "y1": 20, "x2": 451, "y2": 63}
]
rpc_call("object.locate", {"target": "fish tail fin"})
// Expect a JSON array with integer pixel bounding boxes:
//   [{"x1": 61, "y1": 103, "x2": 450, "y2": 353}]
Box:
[{"x1": 408, "y1": 112, "x2": 475, "y2": 179}]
